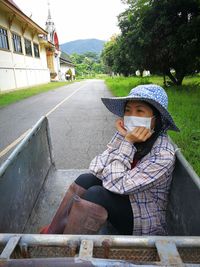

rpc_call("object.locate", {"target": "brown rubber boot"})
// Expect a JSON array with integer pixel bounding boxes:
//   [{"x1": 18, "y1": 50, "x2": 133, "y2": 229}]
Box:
[
  {"x1": 40, "y1": 182, "x2": 86, "y2": 234},
  {"x1": 63, "y1": 195, "x2": 108, "y2": 235}
]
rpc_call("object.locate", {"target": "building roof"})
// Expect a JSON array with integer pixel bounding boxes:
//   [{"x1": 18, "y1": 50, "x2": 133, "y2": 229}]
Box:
[
  {"x1": 1, "y1": 0, "x2": 48, "y2": 35},
  {"x1": 7, "y1": 0, "x2": 20, "y2": 9},
  {"x1": 60, "y1": 51, "x2": 75, "y2": 66}
]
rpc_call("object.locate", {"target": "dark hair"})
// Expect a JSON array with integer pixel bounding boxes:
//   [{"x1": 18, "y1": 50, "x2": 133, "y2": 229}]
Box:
[{"x1": 147, "y1": 102, "x2": 163, "y2": 133}]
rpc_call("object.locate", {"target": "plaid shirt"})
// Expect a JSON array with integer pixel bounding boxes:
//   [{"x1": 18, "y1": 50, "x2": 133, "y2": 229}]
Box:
[{"x1": 89, "y1": 132, "x2": 175, "y2": 235}]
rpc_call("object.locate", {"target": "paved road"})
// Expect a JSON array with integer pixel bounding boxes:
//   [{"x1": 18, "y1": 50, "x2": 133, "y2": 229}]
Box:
[{"x1": 0, "y1": 80, "x2": 116, "y2": 168}]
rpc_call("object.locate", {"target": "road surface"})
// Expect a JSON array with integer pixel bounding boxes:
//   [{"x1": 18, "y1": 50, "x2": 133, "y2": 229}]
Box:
[{"x1": 0, "y1": 79, "x2": 116, "y2": 168}]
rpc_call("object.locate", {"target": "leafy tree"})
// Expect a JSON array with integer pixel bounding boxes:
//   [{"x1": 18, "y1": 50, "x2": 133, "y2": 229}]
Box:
[
  {"x1": 70, "y1": 53, "x2": 85, "y2": 64},
  {"x1": 93, "y1": 62, "x2": 105, "y2": 73},
  {"x1": 101, "y1": 36, "x2": 117, "y2": 74},
  {"x1": 101, "y1": 35, "x2": 135, "y2": 76},
  {"x1": 84, "y1": 52, "x2": 99, "y2": 62},
  {"x1": 119, "y1": 0, "x2": 200, "y2": 85},
  {"x1": 70, "y1": 52, "x2": 105, "y2": 76}
]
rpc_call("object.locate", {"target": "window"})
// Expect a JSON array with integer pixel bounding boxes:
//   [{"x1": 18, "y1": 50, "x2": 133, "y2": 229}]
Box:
[
  {"x1": 24, "y1": 38, "x2": 32, "y2": 56},
  {"x1": 0, "y1": 27, "x2": 9, "y2": 50},
  {"x1": 12, "y1": 33, "x2": 22, "y2": 53},
  {"x1": 33, "y1": 43, "x2": 40, "y2": 58}
]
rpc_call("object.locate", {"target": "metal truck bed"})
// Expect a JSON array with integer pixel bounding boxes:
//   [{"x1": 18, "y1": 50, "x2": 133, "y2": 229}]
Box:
[
  {"x1": 23, "y1": 169, "x2": 86, "y2": 234},
  {"x1": 0, "y1": 117, "x2": 200, "y2": 266}
]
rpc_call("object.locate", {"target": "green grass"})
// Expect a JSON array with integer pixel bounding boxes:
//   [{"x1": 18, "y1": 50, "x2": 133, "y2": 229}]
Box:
[
  {"x1": 76, "y1": 73, "x2": 108, "y2": 80},
  {"x1": 104, "y1": 75, "x2": 200, "y2": 176},
  {"x1": 0, "y1": 81, "x2": 73, "y2": 107}
]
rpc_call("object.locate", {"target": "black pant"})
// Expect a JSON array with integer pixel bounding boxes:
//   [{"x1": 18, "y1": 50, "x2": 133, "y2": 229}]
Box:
[{"x1": 75, "y1": 173, "x2": 133, "y2": 235}]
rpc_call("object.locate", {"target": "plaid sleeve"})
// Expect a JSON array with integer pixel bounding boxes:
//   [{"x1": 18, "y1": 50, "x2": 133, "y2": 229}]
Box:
[
  {"x1": 89, "y1": 132, "x2": 127, "y2": 179},
  {"x1": 107, "y1": 131, "x2": 124, "y2": 149},
  {"x1": 95, "y1": 138, "x2": 175, "y2": 194}
]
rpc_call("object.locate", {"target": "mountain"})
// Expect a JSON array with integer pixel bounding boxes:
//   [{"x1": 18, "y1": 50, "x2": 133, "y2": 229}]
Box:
[{"x1": 60, "y1": 39, "x2": 105, "y2": 55}]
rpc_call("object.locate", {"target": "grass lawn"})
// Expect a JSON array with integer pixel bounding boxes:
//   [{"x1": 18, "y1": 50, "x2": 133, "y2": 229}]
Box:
[
  {"x1": 104, "y1": 75, "x2": 200, "y2": 176},
  {"x1": 0, "y1": 81, "x2": 73, "y2": 108}
]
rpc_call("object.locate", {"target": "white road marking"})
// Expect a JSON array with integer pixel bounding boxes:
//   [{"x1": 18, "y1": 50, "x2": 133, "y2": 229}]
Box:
[
  {"x1": 0, "y1": 83, "x2": 87, "y2": 159},
  {"x1": 45, "y1": 84, "x2": 85, "y2": 117}
]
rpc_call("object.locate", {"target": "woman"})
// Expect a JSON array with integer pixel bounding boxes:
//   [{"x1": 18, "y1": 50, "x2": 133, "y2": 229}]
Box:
[{"x1": 40, "y1": 84, "x2": 179, "y2": 235}]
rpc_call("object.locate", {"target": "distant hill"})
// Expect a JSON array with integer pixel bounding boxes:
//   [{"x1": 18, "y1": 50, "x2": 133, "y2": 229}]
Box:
[{"x1": 60, "y1": 39, "x2": 105, "y2": 55}]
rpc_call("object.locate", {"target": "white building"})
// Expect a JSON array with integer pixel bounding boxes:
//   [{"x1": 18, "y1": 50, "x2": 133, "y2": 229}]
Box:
[
  {"x1": 0, "y1": 0, "x2": 53, "y2": 92},
  {"x1": 60, "y1": 51, "x2": 75, "y2": 80},
  {"x1": 45, "y1": 4, "x2": 75, "y2": 81}
]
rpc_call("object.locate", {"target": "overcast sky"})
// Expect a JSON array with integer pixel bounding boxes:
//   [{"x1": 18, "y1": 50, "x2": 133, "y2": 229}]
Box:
[{"x1": 14, "y1": 0, "x2": 127, "y2": 44}]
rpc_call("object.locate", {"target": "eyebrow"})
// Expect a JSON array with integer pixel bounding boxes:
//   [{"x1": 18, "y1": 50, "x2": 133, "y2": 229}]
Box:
[
  {"x1": 135, "y1": 104, "x2": 146, "y2": 108},
  {"x1": 126, "y1": 104, "x2": 146, "y2": 108}
]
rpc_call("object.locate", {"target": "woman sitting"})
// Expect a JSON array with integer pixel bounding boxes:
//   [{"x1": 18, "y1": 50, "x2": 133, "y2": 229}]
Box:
[{"x1": 40, "y1": 84, "x2": 179, "y2": 235}]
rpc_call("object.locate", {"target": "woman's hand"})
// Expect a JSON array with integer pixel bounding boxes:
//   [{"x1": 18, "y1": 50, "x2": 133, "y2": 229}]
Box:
[
  {"x1": 115, "y1": 118, "x2": 153, "y2": 143},
  {"x1": 115, "y1": 118, "x2": 127, "y2": 137},
  {"x1": 125, "y1": 127, "x2": 153, "y2": 143}
]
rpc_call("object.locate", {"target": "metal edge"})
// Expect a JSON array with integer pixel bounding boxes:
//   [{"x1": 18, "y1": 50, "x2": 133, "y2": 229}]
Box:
[
  {"x1": 0, "y1": 116, "x2": 46, "y2": 177},
  {"x1": 46, "y1": 116, "x2": 55, "y2": 166},
  {"x1": 0, "y1": 234, "x2": 200, "y2": 247},
  {"x1": 170, "y1": 138, "x2": 200, "y2": 190},
  {"x1": 175, "y1": 149, "x2": 200, "y2": 190}
]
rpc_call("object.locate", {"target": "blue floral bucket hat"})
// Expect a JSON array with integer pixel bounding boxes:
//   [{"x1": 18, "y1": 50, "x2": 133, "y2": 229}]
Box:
[{"x1": 101, "y1": 84, "x2": 179, "y2": 132}]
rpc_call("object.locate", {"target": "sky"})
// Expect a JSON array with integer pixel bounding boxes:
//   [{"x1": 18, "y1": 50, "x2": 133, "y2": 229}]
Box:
[{"x1": 14, "y1": 0, "x2": 127, "y2": 44}]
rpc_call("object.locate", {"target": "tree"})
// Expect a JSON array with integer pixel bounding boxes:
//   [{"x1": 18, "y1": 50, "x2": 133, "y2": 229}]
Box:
[
  {"x1": 70, "y1": 52, "x2": 105, "y2": 76},
  {"x1": 101, "y1": 35, "x2": 117, "y2": 74},
  {"x1": 119, "y1": 0, "x2": 200, "y2": 85},
  {"x1": 101, "y1": 35, "x2": 136, "y2": 76}
]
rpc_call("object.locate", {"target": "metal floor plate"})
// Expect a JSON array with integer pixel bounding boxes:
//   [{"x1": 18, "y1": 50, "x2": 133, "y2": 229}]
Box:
[{"x1": 23, "y1": 169, "x2": 88, "y2": 233}]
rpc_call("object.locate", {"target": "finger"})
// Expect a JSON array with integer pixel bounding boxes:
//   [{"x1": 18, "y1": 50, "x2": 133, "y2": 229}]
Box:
[
  {"x1": 138, "y1": 129, "x2": 151, "y2": 140},
  {"x1": 133, "y1": 126, "x2": 143, "y2": 133},
  {"x1": 121, "y1": 128, "x2": 128, "y2": 136},
  {"x1": 133, "y1": 127, "x2": 147, "y2": 136},
  {"x1": 133, "y1": 128, "x2": 152, "y2": 142},
  {"x1": 143, "y1": 130, "x2": 153, "y2": 141}
]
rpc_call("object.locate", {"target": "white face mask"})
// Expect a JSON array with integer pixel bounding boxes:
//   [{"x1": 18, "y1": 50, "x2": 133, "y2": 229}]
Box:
[{"x1": 124, "y1": 116, "x2": 152, "y2": 132}]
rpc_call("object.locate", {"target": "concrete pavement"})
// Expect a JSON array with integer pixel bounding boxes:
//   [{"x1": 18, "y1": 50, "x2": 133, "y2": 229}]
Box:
[{"x1": 0, "y1": 80, "x2": 116, "y2": 168}]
